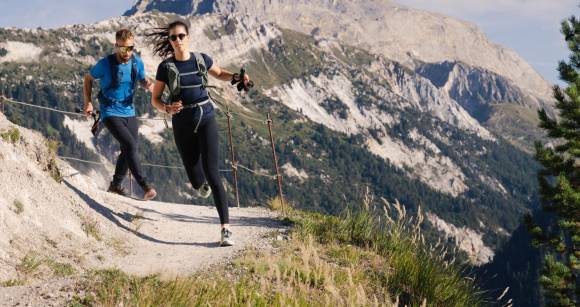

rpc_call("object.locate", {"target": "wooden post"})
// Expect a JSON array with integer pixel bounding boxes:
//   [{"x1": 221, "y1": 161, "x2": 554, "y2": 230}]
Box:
[
  {"x1": 225, "y1": 107, "x2": 240, "y2": 208},
  {"x1": 0, "y1": 88, "x2": 4, "y2": 113},
  {"x1": 266, "y1": 113, "x2": 285, "y2": 210}
]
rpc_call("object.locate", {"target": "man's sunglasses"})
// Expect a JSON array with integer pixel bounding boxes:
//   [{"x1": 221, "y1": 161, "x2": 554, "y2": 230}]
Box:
[
  {"x1": 117, "y1": 45, "x2": 135, "y2": 53},
  {"x1": 169, "y1": 33, "x2": 187, "y2": 41}
]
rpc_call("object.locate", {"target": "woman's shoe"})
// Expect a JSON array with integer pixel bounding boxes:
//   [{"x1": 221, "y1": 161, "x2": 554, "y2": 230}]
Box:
[
  {"x1": 192, "y1": 182, "x2": 212, "y2": 199},
  {"x1": 220, "y1": 228, "x2": 234, "y2": 246}
]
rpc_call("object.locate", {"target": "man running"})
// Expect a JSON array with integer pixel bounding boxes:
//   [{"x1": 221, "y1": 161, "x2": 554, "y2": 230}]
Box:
[{"x1": 83, "y1": 28, "x2": 157, "y2": 201}]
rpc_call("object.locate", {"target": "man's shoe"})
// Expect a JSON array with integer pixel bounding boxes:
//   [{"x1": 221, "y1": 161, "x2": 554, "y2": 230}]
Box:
[
  {"x1": 143, "y1": 187, "x2": 157, "y2": 201},
  {"x1": 220, "y1": 228, "x2": 234, "y2": 247},
  {"x1": 107, "y1": 183, "x2": 128, "y2": 196}
]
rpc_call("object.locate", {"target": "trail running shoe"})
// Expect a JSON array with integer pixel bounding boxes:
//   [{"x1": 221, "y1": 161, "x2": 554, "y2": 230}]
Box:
[
  {"x1": 143, "y1": 187, "x2": 157, "y2": 201},
  {"x1": 220, "y1": 228, "x2": 234, "y2": 247},
  {"x1": 107, "y1": 182, "x2": 128, "y2": 196},
  {"x1": 193, "y1": 182, "x2": 212, "y2": 199}
]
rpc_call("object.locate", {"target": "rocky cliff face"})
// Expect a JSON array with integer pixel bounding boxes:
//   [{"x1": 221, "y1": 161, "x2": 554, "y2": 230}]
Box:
[{"x1": 416, "y1": 61, "x2": 552, "y2": 119}]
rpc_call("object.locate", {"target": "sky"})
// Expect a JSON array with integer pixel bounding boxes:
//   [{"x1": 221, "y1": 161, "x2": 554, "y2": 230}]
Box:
[
  {"x1": 0, "y1": 0, "x2": 577, "y2": 84},
  {"x1": 394, "y1": 0, "x2": 578, "y2": 85}
]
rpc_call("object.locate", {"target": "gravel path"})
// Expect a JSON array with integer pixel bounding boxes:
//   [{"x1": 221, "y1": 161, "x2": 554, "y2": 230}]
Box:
[{"x1": 0, "y1": 113, "x2": 285, "y2": 306}]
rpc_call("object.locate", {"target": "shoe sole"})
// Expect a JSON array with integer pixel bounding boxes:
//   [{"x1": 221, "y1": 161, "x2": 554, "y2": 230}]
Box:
[
  {"x1": 199, "y1": 186, "x2": 212, "y2": 199},
  {"x1": 107, "y1": 190, "x2": 128, "y2": 197}
]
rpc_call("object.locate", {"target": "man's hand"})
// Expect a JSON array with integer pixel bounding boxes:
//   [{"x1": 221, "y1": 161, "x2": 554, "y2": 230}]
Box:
[
  {"x1": 165, "y1": 101, "x2": 183, "y2": 115},
  {"x1": 84, "y1": 102, "x2": 94, "y2": 119},
  {"x1": 146, "y1": 78, "x2": 155, "y2": 93},
  {"x1": 141, "y1": 79, "x2": 155, "y2": 93}
]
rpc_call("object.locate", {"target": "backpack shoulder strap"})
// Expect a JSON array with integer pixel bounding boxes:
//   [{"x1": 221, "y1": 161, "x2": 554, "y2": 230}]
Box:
[
  {"x1": 130, "y1": 54, "x2": 138, "y2": 89},
  {"x1": 106, "y1": 54, "x2": 119, "y2": 90},
  {"x1": 193, "y1": 52, "x2": 208, "y2": 88},
  {"x1": 165, "y1": 57, "x2": 180, "y2": 102}
]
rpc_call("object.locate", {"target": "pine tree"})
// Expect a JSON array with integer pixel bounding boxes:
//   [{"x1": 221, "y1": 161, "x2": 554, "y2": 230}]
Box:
[{"x1": 526, "y1": 15, "x2": 580, "y2": 307}]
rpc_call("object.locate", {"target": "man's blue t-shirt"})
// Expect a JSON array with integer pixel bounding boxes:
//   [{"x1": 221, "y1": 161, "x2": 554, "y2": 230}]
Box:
[{"x1": 90, "y1": 54, "x2": 146, "y2": 119}]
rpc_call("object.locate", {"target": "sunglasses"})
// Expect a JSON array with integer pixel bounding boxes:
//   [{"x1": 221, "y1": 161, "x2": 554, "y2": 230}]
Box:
[
  {"x1": 117, "y1": 45, "x2": 135, "y2": 53},
  {"x1": 169, "y1": 33, "x2": 187, "y2": 41}
]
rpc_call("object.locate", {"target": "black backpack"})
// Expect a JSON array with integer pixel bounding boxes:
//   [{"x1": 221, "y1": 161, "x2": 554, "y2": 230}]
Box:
[{"x1": 98, "y1": 54, "x2": 139, "y2": 104}]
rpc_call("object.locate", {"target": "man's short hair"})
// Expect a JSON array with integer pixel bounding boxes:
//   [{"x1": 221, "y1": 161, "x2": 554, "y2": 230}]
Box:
[{"x1": 115, "y1": 29, "x2": 134, "y2": 41}]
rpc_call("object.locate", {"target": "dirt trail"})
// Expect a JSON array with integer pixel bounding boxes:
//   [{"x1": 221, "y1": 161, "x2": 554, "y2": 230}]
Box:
[{"x1": 0, "y1": 113, "x2": 284, "y2": 306}]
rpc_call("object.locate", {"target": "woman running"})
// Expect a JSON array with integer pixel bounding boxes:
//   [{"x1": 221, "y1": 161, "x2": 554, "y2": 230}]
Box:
[{"x1": 148, "y1": 21, "x2": 251, "y2": 246}]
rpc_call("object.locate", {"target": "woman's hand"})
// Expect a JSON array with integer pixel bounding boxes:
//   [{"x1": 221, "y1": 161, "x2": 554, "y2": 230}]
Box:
[
  {"x1": 232, "y1": 72, "x2": 250, "y2": 84},
  {"x1": 232, "y1": 72, "x2": 253, "y2": 92},
  {"x1": 165, "y1": 101, "x2": 183, "y2": 115}
]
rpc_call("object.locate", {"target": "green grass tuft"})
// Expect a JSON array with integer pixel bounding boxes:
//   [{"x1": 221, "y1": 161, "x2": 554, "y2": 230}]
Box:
[
  {"x1": 45, "y1": 259, "x2": 75, "y2": 277},
  {"x1": 0, "y1": 279, "x2": 25, "y2": 287},
  {"x1": 81, "y1": 216, "x2": 102, "y2": 241},
  {"x1": 45, "y1": 139, "x2": 63, "y2": 182},
  {"x1": 0, "y1": 127, "x2": 20, "y2": 143},
  {"x1": 16, "y1": 253, "x2": 43, "y2": 276},
  {"x1": 12, "y1": 199, "x2": 24, "y2": 214}
]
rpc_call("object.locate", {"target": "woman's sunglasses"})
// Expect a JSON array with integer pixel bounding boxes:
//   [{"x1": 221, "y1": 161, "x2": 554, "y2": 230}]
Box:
[{"x1": 169, "y1": 33, "x2": 187, "y2": 41}]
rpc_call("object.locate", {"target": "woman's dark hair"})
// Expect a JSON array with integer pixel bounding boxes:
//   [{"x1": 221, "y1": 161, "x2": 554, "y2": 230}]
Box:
[{"x1": 147, "y1": 20, "x2": 189, "y2": 58}]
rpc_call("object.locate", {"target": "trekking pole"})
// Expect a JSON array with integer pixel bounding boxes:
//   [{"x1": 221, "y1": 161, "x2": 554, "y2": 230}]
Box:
[
  {"x1": 225, "y1": 106, "x2": 240, "y2": 208},
  {"x1": 128, "y1": 170, "x2": 133, "y2": 197},
  {"x1": 266, "y1": 113, "x2": 285, "y2": 211}
]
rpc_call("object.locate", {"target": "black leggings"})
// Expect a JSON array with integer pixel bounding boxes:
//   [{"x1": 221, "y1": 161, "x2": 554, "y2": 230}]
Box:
[
  {"x1": 103, "y1": 116, "x2": 148, "y2": 190},
  {"x1": 172, "y1": 109, "x2": 229, "y2": 224}
]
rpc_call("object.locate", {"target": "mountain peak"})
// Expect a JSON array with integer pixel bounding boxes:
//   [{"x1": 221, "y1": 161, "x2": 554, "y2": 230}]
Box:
[
  {"x1": 123, "y1": 0, "x2": 363, "y2": 16},
  {"x1": 124, "y1": 0, "x2": 218, "y2": 16}
]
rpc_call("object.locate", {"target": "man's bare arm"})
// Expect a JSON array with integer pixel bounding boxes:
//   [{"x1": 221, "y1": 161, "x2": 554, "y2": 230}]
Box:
[{"x1": 83, "y1": 74, "x2": 95, "y2": 117}]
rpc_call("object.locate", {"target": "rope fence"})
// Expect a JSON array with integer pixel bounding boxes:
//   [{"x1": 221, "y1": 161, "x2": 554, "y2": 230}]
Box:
[
  {"x1": 0, "y1": 94, "x2": 286, "y2": 209},
  {"x1": 58, "y1": 155, "x2": 247, "y2": 174},
  {"x1": 0, "y1": 94, "x2": 267, "y2": 125}
]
